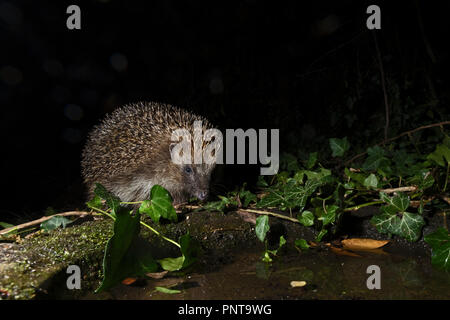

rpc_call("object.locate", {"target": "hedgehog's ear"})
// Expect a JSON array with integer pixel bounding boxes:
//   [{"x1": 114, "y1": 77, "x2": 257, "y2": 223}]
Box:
[{"x1": 169, "y1": 143, "x2": 184, "y2": 158}]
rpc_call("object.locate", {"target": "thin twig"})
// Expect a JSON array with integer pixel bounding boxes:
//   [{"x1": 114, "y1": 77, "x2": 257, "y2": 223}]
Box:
[
  {"x1": 0, "y1": 211, "x2": 91, "y2": 235},
  {"x1": 237, "y1": 208, "x2": 299, "y2": 224},
  {"x1": 373, "y1": 31, "x2": 390, "y2": 141},
  {"x1": 379, "y1": 186, "x2": 418, "y2": 194},
  {"x1": 343, "y1": 121, "x2": 450, "y2": 167}
]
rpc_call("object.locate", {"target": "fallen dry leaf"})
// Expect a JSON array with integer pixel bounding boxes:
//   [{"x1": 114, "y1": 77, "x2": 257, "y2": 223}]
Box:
[
  {"x1": 122, "y1": 277, "x2": 137, "y2": 285},
  {"x1": 290, "y1": 281, "x2": 307, "y2": 288},
  {"x1": 341, "y1": 238, "x2": 389, "y2": 251}
]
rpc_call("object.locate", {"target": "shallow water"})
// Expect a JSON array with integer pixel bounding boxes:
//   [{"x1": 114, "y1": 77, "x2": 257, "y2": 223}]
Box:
[{"x1": 84, "y1": 244, "x2": 450, "y2": 300}]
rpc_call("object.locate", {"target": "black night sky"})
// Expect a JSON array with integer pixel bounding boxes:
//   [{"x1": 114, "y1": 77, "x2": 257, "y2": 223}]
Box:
[{"x1": 1, "y1": 0, "x2": 449, "y2": 221}]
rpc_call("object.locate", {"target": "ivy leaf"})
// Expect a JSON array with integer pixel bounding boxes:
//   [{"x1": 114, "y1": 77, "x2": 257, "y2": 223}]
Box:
[
  {"x1": 158, "y1": 256, "x2": 185, "y2": 272},
  {"x1": 155, "y1": 287, "x2": 181, "y2": 294},
  {"x1": 418, "y1": 171, "x2": 434, "y2": 190},
  {"x1": 255, "y1": 215, "x2": 270, "y2": 242},
  {"x1": 303, "y1": 168, "x2": 332, "y2": 181},
  {"x1": 94, "y1": 183, "x2": 121, "y2": 215},
  {"x1": 427, "y1": 144, "x2": 450, "y2": 167},
  {"x1": 179, "y1": 233, "x2": 200, "y2": 269},
  {"x1": 256, "y1": 176, "x2": 269, "y2": 188},
  {"x1": 280, "y1": 153, "x2": 300, "y2": 172},
  {"x1": 86, "y1": 195, "x2": 103, "y2": 209},
  {"x1": 363, "y1": 173, "x2": 379, "y2": 189},
  {"x1": 391, "y1": 193, "x2": 410, "y2": 212},
  {"x1": 316, "y1": 229, "x2": 327, "y2": 242},
  {"x1": 362, "y1": 146, "x2": 389, "y2": 171},
  {"x1": 379, "y1": 192, "x2": 410, "y2": 212},
  {"x1": 40, "y1": 216, "x2": 72, "y2": 231},
  {"x1": 379, "y1": 192, "x2": 391, "y2": 204},
  {"x1": 139, "y1": 185, "x2": 177, "y2": 223},
  {"x1": 319, "y1": 205, "x2": 339, "y2": 226},
  {"x1": 345, "y1": 167, "x2": 366, "y2": 186},
  {"x1": 284, "y1": 178, "x2": 323, "y2": 211},
  {"x1": 370, "y1": 207, "x2": 401, "y2": 235},
  {"x1": 279, "y1": 235, "x2": 286, "y2": 248},
  {"x1": 371, "y1": 207, "x2": 424, "y2": 242},
  {"x1": 424, "y1": 228, "x2": 450, "y2": 271},
  {"x1": 306, "y1": 152, "x2": 318, "y2": 169},
  {"x1": 158, "y1": 233, "x2": 199, "y2": 271},
  {"x1": 96, "y1": 207, "x2": 143, "y2": 293},
  {"x1": 239, "y1": 189, "x2": 258, "y2": 207},
  {"x1": 257, "y1": 189, "x2": 285, "y2": 208},
  {"x1": 297, "y1": 210, "x2": 314, "y2": 227},
  {"x1": 295, "y1": 239, "x2": 310, "y2": 250},
  {"x1": 398, "y1": 212, "x2": 425, "y2": 242},
  {"x1": 0, "y1": 222, "x2": 14, "y2": 229},
  {"x1": 329, "y1": 137, "x2": 350, "y2": 157}
]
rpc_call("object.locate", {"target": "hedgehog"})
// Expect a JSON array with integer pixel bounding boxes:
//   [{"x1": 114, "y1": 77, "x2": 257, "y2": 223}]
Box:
[{"x1": 81, "y1": 102, "x2": 218, "y2": 204}]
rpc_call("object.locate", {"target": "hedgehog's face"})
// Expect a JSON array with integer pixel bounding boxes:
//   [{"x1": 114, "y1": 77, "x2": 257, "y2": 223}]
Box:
[{"x1": 181, "y1": 163, "x2": 215, "y2": 201}]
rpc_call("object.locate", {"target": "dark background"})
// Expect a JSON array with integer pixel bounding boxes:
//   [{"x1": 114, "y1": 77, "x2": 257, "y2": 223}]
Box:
[{"x1": 1, "y1": 0, "x2": 449, "y2": 221}]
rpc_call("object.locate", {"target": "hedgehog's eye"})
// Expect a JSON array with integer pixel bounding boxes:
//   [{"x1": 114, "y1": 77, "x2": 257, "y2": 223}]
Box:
[{"x1": 184, "y1": 166, "x2": 193, "y2": 174}]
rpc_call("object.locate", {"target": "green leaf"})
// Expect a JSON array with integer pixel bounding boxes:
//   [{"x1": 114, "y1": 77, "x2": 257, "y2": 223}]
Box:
[
  {"x1": 158, "y1": 256, "x2": 185, "y2": 272},
  {"x1": 297, "y1": 210, "x2": 314, "y2": 227},
  {"x1": 371, "y1": 207, "x2": 424, "y2": 242},
  {"x1": 262, "y1": 251, "x2": 273, "y2": 263},
  {"x1": 96, "y1": 207, "x2": 142, "y2": 293},
  {"x1": 257, "y1": 189, "x2": 286, "y2": 209},
  {"x1": 155, "y1": 286, "x2": 181, "y2": 294},
  {"x1": 139, "y1": 185, "x2": 177, "y2": 223},
  {"x1": 419, "y1": 171, "x2": 434, "y2": 190},
  {"x1": 158, "y1": 234, "x2": 200, "y2": 271},
  {"x1": 424, "y1": 227, "x2": 450, "y2": 248},
  {"x1": 329, "y1": 137, "x2": 350, "y2": 157},
  {"x1": 397, "y1": 212, "x2": 425, "y2": 242},
  {"x1": 0, "y1": 222, "x2": 14, "y2": 229},
  {"x1": 138, "y1": 200, "x2": 158, "y2": 222},
  {"x1": 379, "y1": 192, "x2": 391, "y2": 203},
  {"x1": 285, "y1": 178, "x2": 324, "y2": 211},
  {"x1": 202, "y1": 200, "x2": 227, "y2": 212},
  {"x1": 279, "y1": 235, "x2": 286, "y2": 249},
  {"x1": 295, "y1": 239, "x2": 310, "y2": 250},
  {"x1": 319, "y1": 205, "x2": 339, "y2": 226},
  {"x1": 179, "y1": 233, "x2": 200, "y2": 269},
  {"x1": 303, "y1": 168, "x2": 332, "y2": 181},
  {"x1": 306, "y1": 152, "x2": 318, "y2": 169},
  {"x1": 427, "y1": 144, "x2": 450, "y2": 167},
  {"x1": 370, "y1": 207, "x2": 401, "y2": 235},
  {"x1": 239, "y1": 189, "x2": 257, "y2": 207},
  {"x1": 379, "y1": 192, "x2": 410, "y2": 212},
  {"x1": 316, "y1": 229, "x2": 327, "y2": 242},
  {"x1": 362, "y1": 146, "x2": 389, "y2": 171},
  {"x1": 280, "y1": 153, "x2": 300, "y2": 172},
  {"x1": 86, "y1": 195, "x2": 103, "y2": 209},
  {"x1": 255, "y1": 215, "x2": 270, "y2": 242},
  {"x1": 391, "y1": 193, "x2": 410, "y2": 212},
  {"x1": 40, "y1": 216, "x2": 72, "y2": 231},
  {"x1": 424, "y1": 228, "x2": 450, "y2": 271},
  {"x1": 256, "y1": 176, "x2": 269, "y2": 188},
  {"x1": 94, "y1": 183, "x2": 121, "y2": 214},
  {"x1": 363, "y1": 173, "x2": 378, "y2": 189}
]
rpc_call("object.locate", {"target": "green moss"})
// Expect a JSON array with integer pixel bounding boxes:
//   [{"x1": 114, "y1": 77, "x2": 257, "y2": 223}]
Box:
[
  {"x1": 0, "y1": 219, "x2": 113, "y2": 300},
  {"x1": 0, "y1": 211, "x2": 260, "y2": 299}
]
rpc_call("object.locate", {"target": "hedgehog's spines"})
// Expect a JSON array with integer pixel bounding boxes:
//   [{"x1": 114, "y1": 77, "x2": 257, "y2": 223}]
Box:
[{"x1": 81, "y1": 101, "x2": 215, "y2": 204}]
